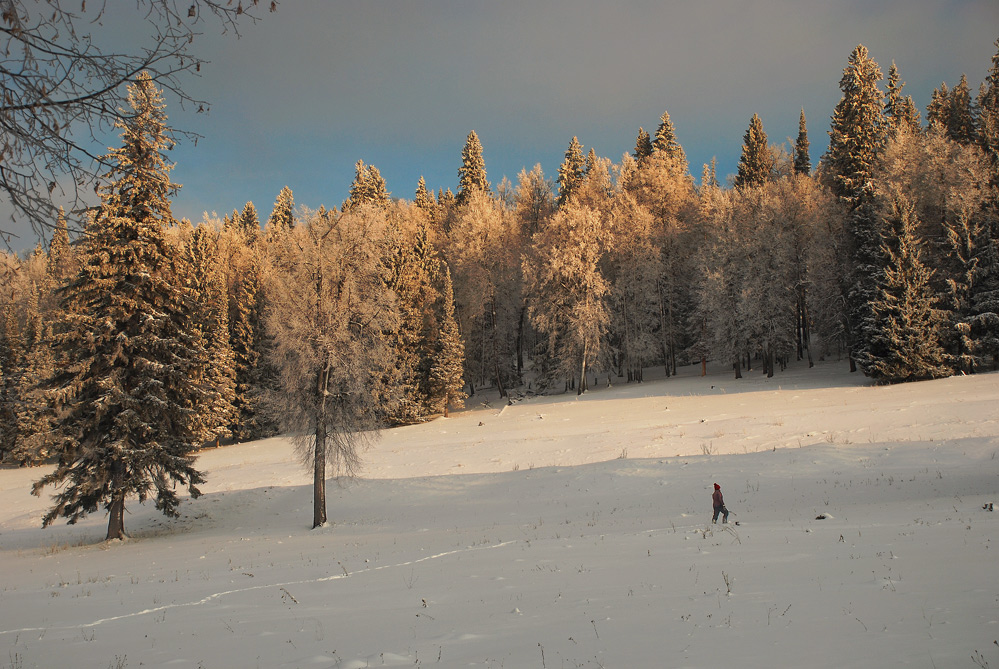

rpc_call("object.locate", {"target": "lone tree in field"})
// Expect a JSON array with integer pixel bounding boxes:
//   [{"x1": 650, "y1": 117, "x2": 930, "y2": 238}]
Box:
[
  {"x1": 33, "y1": 73, "x2": 209, "y2": 541},
  {"x1": 265, "y1": 206, "x2": 397, "y2": 529}
]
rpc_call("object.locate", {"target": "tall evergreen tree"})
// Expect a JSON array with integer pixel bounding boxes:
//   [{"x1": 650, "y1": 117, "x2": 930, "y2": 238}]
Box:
[
  {"x1": 557, "y1": 136, "x2": 586, "y2": 208},
  {"x1": 457, "y1": 130, "x2": 490, "y2": 205},
  {"x1": 978, "y1": 40, "x2": 999, "y2": 178},
  {"x1": 633, "y1": 127, "x2": 652, "y2": 160},
  {"x1": 186, "y1": 225, "x2": 237, "y2": 447},
  {"x1": 237, "y1": 201, "x2": 261, "y2": 240},
  {"x1": 867, "y1": 195, "x2": 949, "y2": 383},
  {"x1": 793, "y1": 109, "x2": 811, "y2": 176},
  {"x1": 947, "y1": 74, "x2": 976, "y2": 145},
  {"x1": 926, "y1": 82, "x2": 951, "y2": 131},
  {"x1": 414, "y1": 176, "x2": 437, "y2": 216},
  {"x1": 884, "y1": 62, "x2": 921, "y2": 137},
  {"x1": 32, "y1": 73, "x2": 208, "y2": 541},
  {"x1": 823, "y1": 44, "x2": 885, "y2": 207},
  {"x1": 266, "y1": 186, "x2": 295, "y2": 239},
  {"x1": 734, "y1": 113, "x2": 773, "y2": 188},
  {"x1": 0, "y1": 304, "x2": 23, "y2": 464},
  {"x1": 653, "y1": 110, "x2": 688, "y2": 168},
  {"x1": 823, "y1": 45, "x2": 887, "y2": 372},
  {"x1": 343, "y1": 160, "x2": 390, "y2": 211},
  {"x1": 47, "y1": 208, "x2": 77, "y2": 286},
  {"x1": 428, "y1": 265, "x2": 466, "y2": 417}
]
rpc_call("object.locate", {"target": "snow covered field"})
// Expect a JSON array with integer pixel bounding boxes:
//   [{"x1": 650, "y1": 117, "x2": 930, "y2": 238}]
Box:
[{"x1": 2, "y1": 360, "x2": 997, "y2": 668}]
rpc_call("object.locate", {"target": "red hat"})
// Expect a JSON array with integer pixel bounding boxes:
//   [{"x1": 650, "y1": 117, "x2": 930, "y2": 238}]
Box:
[{"x1": 714, "y1": 483, "x2": 720, "y2": 490}]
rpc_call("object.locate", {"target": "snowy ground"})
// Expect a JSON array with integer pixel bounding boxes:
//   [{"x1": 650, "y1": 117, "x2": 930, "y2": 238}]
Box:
[{"x1": 1, "y1": 360, "x2": 997, "y2": 668}]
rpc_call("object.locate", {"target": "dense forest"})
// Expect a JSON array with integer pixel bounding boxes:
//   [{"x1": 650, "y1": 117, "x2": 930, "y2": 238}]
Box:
[{"x1": 1, "y1": 42, "x2": 998, "y2": 532}]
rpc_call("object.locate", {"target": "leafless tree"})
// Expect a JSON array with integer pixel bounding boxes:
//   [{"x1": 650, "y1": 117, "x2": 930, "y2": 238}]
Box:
[
  {"x1": 264, "y1": 206, "x2": 397, "y2": 529},
  {"x1": 0, "y1": 0, "x2": 274, "y2": 244}
]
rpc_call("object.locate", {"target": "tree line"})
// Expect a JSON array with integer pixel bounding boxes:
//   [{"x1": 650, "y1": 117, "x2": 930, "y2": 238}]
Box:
[{"x1": 1, "y1": 41, "x2": 998, "y2": 535}]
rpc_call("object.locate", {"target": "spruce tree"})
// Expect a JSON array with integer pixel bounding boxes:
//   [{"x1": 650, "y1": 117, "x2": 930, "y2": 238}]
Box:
[
  {"x1": 414, "y1": 176, "x2": 437, "y2": 216},
  {"x1": 978, "y1": 40, "x2": 999, "y2": 178},
  {"x1": 428, "y1": 264, "x2": 466, "y2": 417},
  {"x1": 793, "y1": 109, "x2": 811, "y2": 176},
  {"x1": 0, "y1": 304, "x2": 23, "y2": 464},
  {"x1": 266, "y1": 186, "x2": 295, "y2": 238},
  {"x1": 926, "y1": 83, "x2": 951, "y2": 131},
  {"x1": 457, "y1": 130, "x2": 490, "y2": 205},
  {"x1": 47, "y1": 208, "x2": 77, "y2": 286},
  {"x1": 13, "y1": 282, "x2": 59, "y2": 465},
  {"x1": 824, "y1": 45, "x2": 887, "y2": 371},
  {"x1": 947, "y1": 74, "x2": 976, "y2": 145},
  {"x1": 653, "y1": 110, "x2": 688, "y2": 168},
  {"x1": 343, "y1": 160, "x2": 390, "y2": 211},
  {"x1": 734, "y1": 113, "x2": 773, "y2": 188},
  {"x1": 557, "y1": 136, "x2": 586, "y2": 208},
  {"x1": 884, "y1": 62, "x2": 921, "y2": 137},
  {"x1": 380, "y1": 203, "x2": 440, "y2": 424},
  {"x1": 867, "y1": 196, "x2": 949, "y2": 383},
  {"x1": 633, "y1": 127, "x2": 652, "y2": 160},
  {"x1": 823, "y1": 44, "x2": 884, "y2": 207},
  {"x1": 186, "y1": 225, "x2": 237, "y2": 447},
  {"x1": 238, "y1": 201, "x2": 261, "y2": 241},
  {"x1": 32, "y1": 73, "x2": 208, "y2": 541}
]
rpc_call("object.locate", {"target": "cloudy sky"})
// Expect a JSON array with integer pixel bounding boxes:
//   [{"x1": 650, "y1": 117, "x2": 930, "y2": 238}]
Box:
[{"x1": 10, "y1": 1, "x2": 999, "y2": 245}]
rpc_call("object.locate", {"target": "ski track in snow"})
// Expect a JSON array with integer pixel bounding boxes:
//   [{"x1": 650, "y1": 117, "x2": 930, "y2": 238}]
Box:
[{"x1": 0, "y1": 539, "x2": 519, "y2": 637}]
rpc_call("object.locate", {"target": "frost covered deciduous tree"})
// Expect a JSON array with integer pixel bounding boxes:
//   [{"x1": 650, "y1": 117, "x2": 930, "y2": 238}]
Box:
[
  {"x1": 33, "y1": 73, "x2": 208, "y2": 541},
  {"x1": 265, "y1": 206, "x2": 397, "y2": 529},
  {"x1": 524, "y1": 200, "x2": 609, "y2": 394},
  {"x1": 446, "y1": 192, "x2": 520, "y2": 397},
  {"x1": 605, "y1": 192, "x2": 660, "y2": 381}
]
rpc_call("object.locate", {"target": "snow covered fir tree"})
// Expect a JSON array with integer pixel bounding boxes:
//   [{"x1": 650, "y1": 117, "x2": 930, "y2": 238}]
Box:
[
  {"x1": 30, "y1": 73, "x2": 210, "y2": 540},
  {"x1": 1, "y1": 40, "x2": 998, "y2": 531}
]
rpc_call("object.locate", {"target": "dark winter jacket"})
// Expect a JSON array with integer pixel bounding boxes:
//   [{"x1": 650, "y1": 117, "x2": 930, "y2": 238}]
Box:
[{"x1": 712, "y1": 489, "x2": 725, "y2": 509}]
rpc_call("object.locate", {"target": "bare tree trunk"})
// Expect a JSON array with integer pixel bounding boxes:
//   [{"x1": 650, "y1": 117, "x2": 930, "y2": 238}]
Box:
[
  {"x1": 516, "y1": 306, "x2": 526, "y2": 377},
  {"x1": 313, "y1": 420, "x2": 327, "y2": 529},
  {"x1": 106, "y1": 459, "x2": 126, "y2": 540},
  {"x1": 577, "y1": 343, "x2": 588, "y2": 396}
]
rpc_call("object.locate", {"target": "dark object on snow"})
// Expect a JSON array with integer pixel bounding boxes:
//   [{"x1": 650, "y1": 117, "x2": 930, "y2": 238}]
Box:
[
  {"x1": 984, "y1": 503, "x2": 994, "y2": 512},
  {"x1": 816, "y1": 513, "x2": 830, "y2": 520},
  {"x1": 712, "y1": 484, "x2": 729, "y2": 524}
]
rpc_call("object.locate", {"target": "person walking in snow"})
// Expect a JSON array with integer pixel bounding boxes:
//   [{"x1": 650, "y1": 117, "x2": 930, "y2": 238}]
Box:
[{"x1": 712, "y1": 483, "x2": 729, "y2": 524}]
